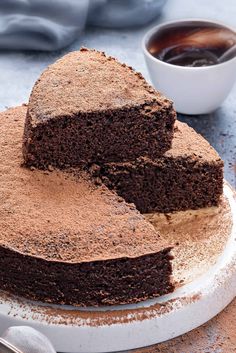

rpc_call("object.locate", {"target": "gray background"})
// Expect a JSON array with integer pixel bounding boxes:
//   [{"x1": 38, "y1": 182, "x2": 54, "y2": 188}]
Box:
[{"x1": 0, "y1": 0, "x2": 235, "y2": 186}]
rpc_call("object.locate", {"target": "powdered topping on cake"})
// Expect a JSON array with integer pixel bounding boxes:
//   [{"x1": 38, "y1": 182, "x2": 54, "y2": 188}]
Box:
[{"x1": 28, "y1": 48, "x2": 172, "y2": 121}]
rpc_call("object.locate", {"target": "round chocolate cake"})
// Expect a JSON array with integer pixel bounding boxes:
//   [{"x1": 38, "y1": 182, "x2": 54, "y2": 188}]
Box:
[{"x1": 0, "y1": 48, "x2": 223, "y2": 307}]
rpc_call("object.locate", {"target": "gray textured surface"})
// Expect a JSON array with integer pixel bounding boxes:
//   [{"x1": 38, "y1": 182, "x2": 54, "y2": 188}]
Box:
[{"x1": 0, "y1": 0, "x2": 235, "y2": 187}]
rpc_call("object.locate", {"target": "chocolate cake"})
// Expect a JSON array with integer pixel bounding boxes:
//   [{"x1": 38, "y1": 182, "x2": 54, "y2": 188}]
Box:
[
  {"x1": 0, "y1": 50, "x2": 224, "y2": 308},
  {"x1": 90, "y1": 122, "x2": 223, "y2": 213},
  {"x1": 0, "y1": 106, "x2": 173, "y2": 307},
  {"x1": 23, "y1": 48, "x2": 176, "y2": 169}
]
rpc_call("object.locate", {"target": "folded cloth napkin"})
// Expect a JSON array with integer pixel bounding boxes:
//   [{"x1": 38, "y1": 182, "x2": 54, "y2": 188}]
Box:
[
  {"x1": 0, "y1": 0, "x2": 89, "y2": 51},
  {"x1": 0, "y1": 0, "x2": 166, "y2": 51},
  {"x1": 88, "y1": 0, "x2": 167, "y2": 28},
  {"x1": 1, "y1": 326, "x2": 56, "y2": 353}
]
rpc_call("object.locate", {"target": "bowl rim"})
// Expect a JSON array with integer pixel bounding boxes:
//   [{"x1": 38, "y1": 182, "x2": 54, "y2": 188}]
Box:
[{"x1": 142, "y1": 18, "x2": 236, "y2": 70}]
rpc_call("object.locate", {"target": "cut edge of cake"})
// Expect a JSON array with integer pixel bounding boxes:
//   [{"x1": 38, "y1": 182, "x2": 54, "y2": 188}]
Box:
[{"x1": 89, "y1": 121, "x2": 224, "y2": 213}]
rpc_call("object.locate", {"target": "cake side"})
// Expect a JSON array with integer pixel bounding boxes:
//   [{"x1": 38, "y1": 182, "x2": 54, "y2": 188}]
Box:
[
  {"x1": 23, "y1": 48, "x2": 176, "y2": 169},
  {"x1": 0, "y1": 106, "x2": 173, "y2": 306},
  {"x1": 90, "y1": 121, "x2": 224, "y2": 213},
  {"x1": 0, "y1": 246, "x2": 173, "y2": 306}
]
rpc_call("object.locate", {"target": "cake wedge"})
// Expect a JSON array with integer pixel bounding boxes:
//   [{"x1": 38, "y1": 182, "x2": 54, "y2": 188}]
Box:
[
  {"x1": 23, "y1": 48, "x2": 176, "y2": 169},
  {"x1": 90, "y1": 121, "x2": 223, "y2": 213}
]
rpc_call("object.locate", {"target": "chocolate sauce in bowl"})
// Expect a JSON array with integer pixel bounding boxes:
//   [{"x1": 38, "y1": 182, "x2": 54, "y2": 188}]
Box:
[{"x1": 148, "y1": 23, "x2": 236, "y2": 67}]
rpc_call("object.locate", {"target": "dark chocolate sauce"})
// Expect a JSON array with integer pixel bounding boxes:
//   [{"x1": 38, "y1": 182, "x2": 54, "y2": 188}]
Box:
[{"x1": 148, "y1": 23, "x2": 236, "y2": 67}]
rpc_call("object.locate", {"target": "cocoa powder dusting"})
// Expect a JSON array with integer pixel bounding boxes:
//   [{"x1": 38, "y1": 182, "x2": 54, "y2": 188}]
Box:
[{"x1": 28, "y1": 48, "x2": 171, "y2": 122}]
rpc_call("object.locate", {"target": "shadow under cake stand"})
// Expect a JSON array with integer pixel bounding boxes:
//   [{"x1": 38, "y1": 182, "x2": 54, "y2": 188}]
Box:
[{"x1": 0, "y1": 181, "x2": 235, "y2": 353}]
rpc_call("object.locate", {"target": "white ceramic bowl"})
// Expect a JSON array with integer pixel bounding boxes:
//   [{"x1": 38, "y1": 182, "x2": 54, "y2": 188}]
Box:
[{"x1": 142, "y1": 19, "x2": 236, "y2": 115}]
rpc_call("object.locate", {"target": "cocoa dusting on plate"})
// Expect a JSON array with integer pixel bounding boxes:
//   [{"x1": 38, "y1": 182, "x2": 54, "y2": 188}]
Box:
[{"x1": 133, "y1": 299, "x2": 236, "y2": 353}]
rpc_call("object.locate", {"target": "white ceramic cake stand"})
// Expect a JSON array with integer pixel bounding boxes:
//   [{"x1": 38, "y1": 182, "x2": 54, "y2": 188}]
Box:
[{"x1": 0, "y1": 182, "x2": 235, "y2": 353}]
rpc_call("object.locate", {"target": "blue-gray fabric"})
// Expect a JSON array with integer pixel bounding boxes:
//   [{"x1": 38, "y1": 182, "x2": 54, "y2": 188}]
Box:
[{"x1": 0, "y1": 0, "x2": 166, "y2": 51}]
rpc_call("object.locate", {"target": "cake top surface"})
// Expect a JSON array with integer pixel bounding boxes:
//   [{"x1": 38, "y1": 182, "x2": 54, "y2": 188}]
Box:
[
  {"x1": 0, "y1": 106, "x2": 169, "y2": 263},
  {"x1": 28, "y1": 48, "x2": 172, "y2": 124},
  {"x1": 165, "y1": 121, "x2": 222, "y2": 163}
]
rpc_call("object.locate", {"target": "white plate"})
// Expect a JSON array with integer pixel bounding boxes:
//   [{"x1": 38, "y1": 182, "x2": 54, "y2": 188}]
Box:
[{"x1": 0, "y1": 182, "x2": 235, "y2": 353}]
